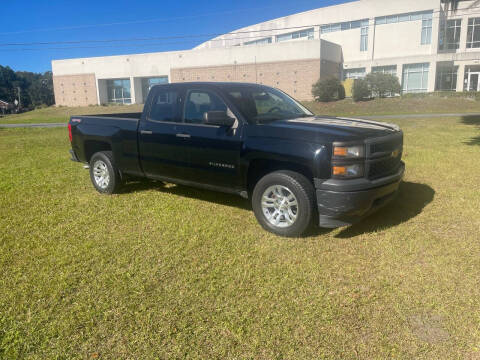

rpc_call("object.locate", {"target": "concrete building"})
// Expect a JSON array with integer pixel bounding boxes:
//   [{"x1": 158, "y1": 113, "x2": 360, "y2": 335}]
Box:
[{"x1": 52, "y1": 0, "x2": 480, "y2": 106}]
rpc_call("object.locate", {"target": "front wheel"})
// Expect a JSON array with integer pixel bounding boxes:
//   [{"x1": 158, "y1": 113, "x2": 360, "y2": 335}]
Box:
[
  {"x1": 252, "y1": 171, "x2": 315, "y2": 237},
  {"x1": 89, "y1": 151, "x2": 122, "y2": 194}
]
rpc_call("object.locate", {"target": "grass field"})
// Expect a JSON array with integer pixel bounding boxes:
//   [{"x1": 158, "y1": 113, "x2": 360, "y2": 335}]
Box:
[
  {"x1": 0, "y1": 104, "x2": 144, "y2": 125},
  {"x1": 1, "y1": 110, "x2": 480, "y2": 358},
  {"x1": 2, "y1": 95, "x2": 480, "y2": 125}
]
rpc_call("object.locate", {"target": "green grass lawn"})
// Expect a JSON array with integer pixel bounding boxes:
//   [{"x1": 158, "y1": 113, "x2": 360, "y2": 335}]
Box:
[
  {"x1": 2, "y1": 95, "x2": 480, "y2": 125},
  {"x1": 1, "y1": 114, "x2": 480, "y2": 358},
  {"x1": 0, "y1": 104, "x2": 144, "y2": 124},
  {"x1": 303, "y1": 95, "x2": 480, "y2": 117}
]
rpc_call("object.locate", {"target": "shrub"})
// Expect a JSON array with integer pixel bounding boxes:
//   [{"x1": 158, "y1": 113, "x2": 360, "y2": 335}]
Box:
[
  {"x1": 366, "y1": 73, "x2": 401, "y2": 98},
  {"x1": 312, "y1": 77, "x2": 345, "y2": 102},
  {"x1": 352, "y1": 78, "x2": 371, "y2": 102}
]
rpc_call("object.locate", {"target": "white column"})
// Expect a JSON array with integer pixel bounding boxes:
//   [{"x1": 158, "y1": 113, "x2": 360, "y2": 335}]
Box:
[
  {"x1": 428, "y1": 61, "x2": 437, "y2": 92},
  {"x1": 457, "y1": 63, "x2": 466, "y2": 92}
]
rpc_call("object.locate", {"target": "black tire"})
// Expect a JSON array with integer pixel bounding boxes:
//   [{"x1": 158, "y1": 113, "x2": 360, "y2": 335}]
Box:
[
  {"x1": 252, "y1": 170, "x2": 315, "y2": 237},
  {"x1": 89, "y1": 151, "x2": 122, "y2": 194}
]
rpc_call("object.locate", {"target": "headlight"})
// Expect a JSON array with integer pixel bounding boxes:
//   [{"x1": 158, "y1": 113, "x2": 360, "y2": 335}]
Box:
[
  {"x1": 332, "y1": 164, "x2": 364, "y2": 179},
  {"x1": 333, "y1": 145, "x2": 364, "y2": 158}
]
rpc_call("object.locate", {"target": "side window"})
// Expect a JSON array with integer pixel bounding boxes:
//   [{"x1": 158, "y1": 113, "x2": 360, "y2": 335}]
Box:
[
  {"x1": 184, "y1": 90, "x2": 227, "y2": 124},
  {"x1": 149, "y1": 89, "x2": 180, "y2": 122}
]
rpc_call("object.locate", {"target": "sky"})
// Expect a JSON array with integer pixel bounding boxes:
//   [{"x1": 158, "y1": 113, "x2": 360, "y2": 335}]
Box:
[{"x1": 0, "y1": 0, "x2": 351, "y2": 73}]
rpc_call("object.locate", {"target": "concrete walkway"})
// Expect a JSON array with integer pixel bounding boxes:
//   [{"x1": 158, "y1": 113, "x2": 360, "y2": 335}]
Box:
[{"x1": 1, "y1": 112, "x2": 479, "y2": 128}]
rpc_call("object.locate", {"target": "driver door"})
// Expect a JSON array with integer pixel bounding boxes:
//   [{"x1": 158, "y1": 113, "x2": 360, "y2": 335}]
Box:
[{"x1": 178, "y1": 88, "x2": 244, "y2": 189}]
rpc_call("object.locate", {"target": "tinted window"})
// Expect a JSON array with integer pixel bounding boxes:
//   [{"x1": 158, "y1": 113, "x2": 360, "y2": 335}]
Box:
[
  {"x1": 149, "y1": 89, "x2": 180, "y2": 122},
  {"x1": 184, "y1": 90, "x2": 227, "y2": 124},
  {"x1": 225, "y1": 87, "x2": 313, "y2": 123}
]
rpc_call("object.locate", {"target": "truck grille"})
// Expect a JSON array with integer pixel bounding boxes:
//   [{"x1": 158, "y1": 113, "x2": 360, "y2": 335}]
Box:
[
  {"x1": 368, "y1": 156, "x2": 402, "y2": 180},
  {"x1": 369, "y1": 133, "x2": 403, "y2": 157},
  {"x1": 366, "y1": 132, "x2": 403, "y2": 180}
]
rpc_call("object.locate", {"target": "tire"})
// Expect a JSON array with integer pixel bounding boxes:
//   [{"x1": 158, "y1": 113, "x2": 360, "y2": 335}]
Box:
[
  {"x1": 252, "y1": 170, "x2": 315, "y2": 237},
  {"x1": 89, "y1": 151, "x2": 122, "y2": 194}
]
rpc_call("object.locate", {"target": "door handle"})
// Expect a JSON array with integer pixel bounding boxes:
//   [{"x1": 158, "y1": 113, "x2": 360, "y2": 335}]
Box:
[
  {"x1": 176, "y1": 133, "x2": 191, "y2": 138},
  {"x1": 140, "y1": 130, "x2": 153, "y2": 135}
]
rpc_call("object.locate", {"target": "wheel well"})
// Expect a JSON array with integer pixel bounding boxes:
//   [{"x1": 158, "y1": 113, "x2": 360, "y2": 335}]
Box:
[
  {"x1": 247, "y1": 159, "x2": 314, "y2": 194},
  {"x1": 84, "y1": 141, "x2": 112, "y2": 162}
]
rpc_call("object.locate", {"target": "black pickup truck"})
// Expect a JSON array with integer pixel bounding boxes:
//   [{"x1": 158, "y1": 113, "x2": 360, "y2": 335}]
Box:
[{"x1": 68, "y1": 82, "x2": 404, "y2": 237}]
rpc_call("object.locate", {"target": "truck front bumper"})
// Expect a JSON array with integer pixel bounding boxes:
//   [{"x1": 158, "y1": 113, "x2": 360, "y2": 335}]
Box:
[{"x1": 315, "y1": 162, "x2": 405, "y2": 228}]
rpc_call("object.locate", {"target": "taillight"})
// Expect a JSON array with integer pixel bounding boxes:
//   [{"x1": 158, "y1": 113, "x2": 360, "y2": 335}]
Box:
[{"x1": 68, "y1": 123, "x2": 72, "y2": 142}]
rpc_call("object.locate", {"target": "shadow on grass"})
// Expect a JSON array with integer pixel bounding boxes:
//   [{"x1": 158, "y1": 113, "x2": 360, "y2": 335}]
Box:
[
  {"x1": 121, "y1": 180, "x2": 434, "y2": 239},
  {"x1": 462, "y1": 115, "x2": 480, "y2": 146},
  {"x1": 334, "y1": 181, "x2": 435, "y2": 238},
  {"x1": 121, "y1": 179, "x2": 251, "y2": 210}
]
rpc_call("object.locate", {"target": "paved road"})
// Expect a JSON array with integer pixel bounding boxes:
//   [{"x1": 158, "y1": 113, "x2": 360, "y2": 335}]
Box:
[{"x1": 1, "y1": 112, "x2": 479, "y2": 128}]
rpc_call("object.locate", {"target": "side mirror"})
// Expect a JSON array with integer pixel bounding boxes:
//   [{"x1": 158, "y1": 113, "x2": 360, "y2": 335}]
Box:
[{"x1": 203, "y1": 111, "x2": 235, "y2": 127}]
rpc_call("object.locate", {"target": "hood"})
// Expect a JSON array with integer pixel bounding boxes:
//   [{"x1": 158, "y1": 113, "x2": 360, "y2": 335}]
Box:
[{"x1": 249, "y1": 116, "x2": 400, "y2": 143}]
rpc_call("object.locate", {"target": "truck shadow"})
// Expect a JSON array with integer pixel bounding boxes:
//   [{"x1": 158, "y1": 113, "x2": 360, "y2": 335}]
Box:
[
  {"x1": 333, "y1": 181, "x2": 435, "y2": 238},
  {"x1": 462, "y1": 115, "x2": 480, "y2": 146},
  {"x1": 121, "y1": 179, "x2": 252, "y2": 211}
]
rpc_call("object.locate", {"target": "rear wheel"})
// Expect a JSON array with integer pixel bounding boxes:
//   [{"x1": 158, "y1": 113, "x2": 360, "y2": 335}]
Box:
[
  {"x1": 89, "y1": 151, "x2": 122, "y2": 194},
  {"x1": 252, "y1": 171, "x2": 315, "y2": 237}
]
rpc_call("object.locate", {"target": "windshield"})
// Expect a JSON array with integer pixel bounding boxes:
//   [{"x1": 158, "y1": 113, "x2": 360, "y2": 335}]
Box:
[{"x1": 225, "y1": 86, "x2": 314, "y2": 124}]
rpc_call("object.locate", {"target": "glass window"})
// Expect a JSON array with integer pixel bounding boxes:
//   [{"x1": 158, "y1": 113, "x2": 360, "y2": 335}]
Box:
[
  {"x1": 107, "y1": 79, "x2": 131, "y2": 104},
  {"x1": 439, "y1": 19, "x2": 462, "y2": 50},
  {"x1": 344, "y1": 68, "x2": 366, "y2": 80},
  {"x1": 276, "y1": 28, "x2": 314, "y2": 42},
  {"x1": 375, "y1": 11, "x2": 433, "y2": 26},
  {"x1": 467, "y1": 18, "x2": 480, "y2": 48},
  {"x1": 360, "y1": 25, "x2": 368, "y2": 51},
  {"x1": 244, "y1": 37, "x2": 272, "y2": 46},
  {"x1": 141, "y1": 76, "x2": 168, "y2": 103},
  {"x1": 226, "y1": 87, "x2": 312, "y2": 124},
  {"x1": 149, "y1": 89, "x2": 180, "y2": 122},
  {"x1": 422, "y1": 18, "x2": 433, "y2": 45},
  {"x1": 436, "y1": 66, "x2": 458, "y2": 91},
  {"x1": 321, "y1": 19, "x2": 368, "y2": 34},
  {"x1": 402, "y1": 63, "x2": 430, "y2": 93},
  {"x1": 372, "y1": 65, "x2": 397, "y2": 76},
  {"x1": 184, "y1": 90, "x2": 228, "y2": 124}
]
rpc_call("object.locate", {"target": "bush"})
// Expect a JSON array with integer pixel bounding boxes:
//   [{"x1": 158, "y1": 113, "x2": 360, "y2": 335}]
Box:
[
  {"x1": 352, "y1": 78, "x2": 371, "y2": 102},
  {"x1": 312, "y1": 77, "x2": 345, "y2": 102},
  {"x1": 365, "y1": 73, "x2": 401, "y2": 98}
]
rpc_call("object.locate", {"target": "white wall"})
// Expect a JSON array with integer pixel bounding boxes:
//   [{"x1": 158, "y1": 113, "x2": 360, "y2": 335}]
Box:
[{"x1": 52, "y1": 39, "x2": 339, "y2": 79}]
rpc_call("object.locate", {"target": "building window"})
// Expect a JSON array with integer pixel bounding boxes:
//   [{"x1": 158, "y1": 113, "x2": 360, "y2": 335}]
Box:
[
  {"x1": 422, "y1": 15, "x2": 433, "y2": 45},
  {"x1": 360, "y1": 24, "x2": 368, "y2": 51},
  {"x1": 439, "y1": 19, "x2": 462, "y2": 50},
  {"x1": 344, "y1": 68, "x2": 366, "y2": 80},
  {"x1": 436, "y1": 65, "x2": 458, "y2": 91},
  {"x1": 467, "y1": 18, "x2": 480, "y2": 48},
  {"x1": 375, "y1": 11, "x2": 433, "y2": 25},
  {"x1": 141, "y1": 76, "x2": 168, "y2": 103},
  {"x1": 107, "y1": 79, "x2": 131, "y2": 104},
  {"x1": 276, "y1": 28, "x2": 314, "y2": 42},
  {"x1": 244, "y1": 37, "x2": 272, "y2": 46},
  {"x1": 372, "y1": 65, "x2": 397, "y2": 76},
  {"x1": 321, "y1": 19, "x2": 368, "y2": 34},
  {"x1": 402, "y1": 63, "x2": 430, "y2": 93}
]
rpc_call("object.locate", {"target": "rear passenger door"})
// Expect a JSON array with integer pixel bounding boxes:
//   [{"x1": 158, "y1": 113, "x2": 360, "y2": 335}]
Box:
[
  {"x1": 138, "y1": 86, "x2": 188, "y2": 180},
  {"x1": 177, "y1": 88, "x2": 244, "y2": 189}
]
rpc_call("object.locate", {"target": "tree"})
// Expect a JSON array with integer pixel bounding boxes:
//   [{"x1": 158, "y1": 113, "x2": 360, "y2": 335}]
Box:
[
  {"x1": 312, "y1": 77, "x2": 345, "y2": 102},
  {"x1": 365, "y1": 72, "x2": 401, "y2": 98},
  {"x1": 0, "y1": 65, "x2": 54, "y2": 109},
  {"x1": 352, "y1": 78, "x2": 370, "y2": 102}
]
